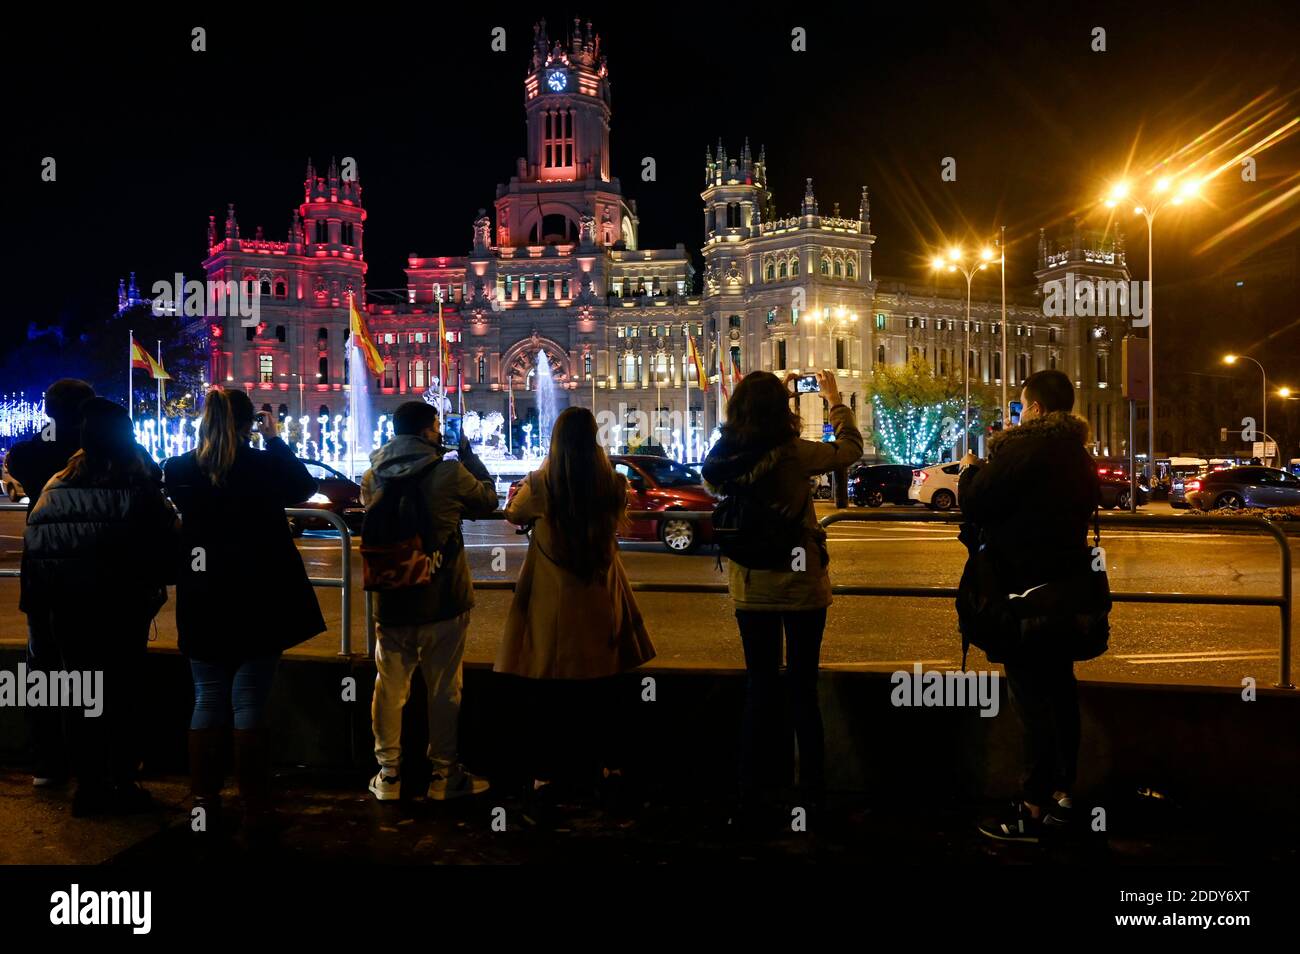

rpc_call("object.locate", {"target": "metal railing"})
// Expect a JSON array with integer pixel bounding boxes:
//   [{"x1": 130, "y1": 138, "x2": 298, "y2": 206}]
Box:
[
  {"x1": 817, "y1": 510, "x2": 1293, "y2": 689},
  {"x1": 2, "y1": 500, "x2": 354, "y2": 657},
  {"x1": 7, "y1": 500, "x2": 1294, "y2": 687}
]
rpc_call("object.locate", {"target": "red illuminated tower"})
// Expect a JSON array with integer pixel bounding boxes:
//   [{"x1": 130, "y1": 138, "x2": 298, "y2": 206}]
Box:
[{"x1": 203, "y1": 158, "x2": 367, "y2": 421}]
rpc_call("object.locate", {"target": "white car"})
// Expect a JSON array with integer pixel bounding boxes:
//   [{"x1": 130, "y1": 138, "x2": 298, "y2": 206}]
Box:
[{"x1": 909, "y1": 462, "x2": 962, "y2": 511}]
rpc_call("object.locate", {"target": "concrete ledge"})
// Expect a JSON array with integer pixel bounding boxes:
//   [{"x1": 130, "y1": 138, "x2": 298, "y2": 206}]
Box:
[{"x1": 1, "y1": 647, "x2": 1295, "y2": 814}]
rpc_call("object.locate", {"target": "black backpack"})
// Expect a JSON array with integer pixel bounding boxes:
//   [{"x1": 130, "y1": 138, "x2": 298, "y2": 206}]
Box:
[
  {"x1": 956, "y1": 509, "x2": 1111, "y2": 667},
  {"x1": 361, "y1": 462, "x2": 461, "y2": 591},
  {"x1": 711, "y1": 480, "x2": 807, "y2": 571}
]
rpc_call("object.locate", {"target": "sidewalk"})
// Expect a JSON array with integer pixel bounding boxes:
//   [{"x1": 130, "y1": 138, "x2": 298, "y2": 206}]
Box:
[{"x1": 3, "y1": 768, "x2": 1292, "y2": 865}]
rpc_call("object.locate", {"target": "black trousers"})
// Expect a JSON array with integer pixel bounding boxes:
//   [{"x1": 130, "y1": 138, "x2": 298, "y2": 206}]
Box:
[
  {"x1": 735, "y1": 608, "x2": 827, "y2": 801},
  {"x1": 1002, "y1": 656, "x2": 1080, "y2": 806},
  {"x1": 25, "y1": 612, "x2": 70, "y2": 778},
  {"x1": 45, "y1": 609, "x2": 151, "y2": 792},
  {"x1": 512, "y1": 675, "x2": 626, "y2": 784}
]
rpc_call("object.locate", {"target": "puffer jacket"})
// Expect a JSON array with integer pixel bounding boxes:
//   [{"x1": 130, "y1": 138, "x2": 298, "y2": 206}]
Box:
[
  {"x1": 703, "y1": 403, "x2": 863, "y2": 611},
  {"x1": 21, "y1": 466, "x2": 180, "y2": 620},
  {"x1": 957, "y1": 411, "x2": 1100, "y2": 592},
  {"x1": 360, "y1": 434, "x2": 499, "y2": 626}
]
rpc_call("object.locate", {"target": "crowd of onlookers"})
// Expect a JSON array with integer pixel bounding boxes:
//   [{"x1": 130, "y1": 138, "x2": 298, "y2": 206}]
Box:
[{"x1": 8, "y1": 366, "x2": 1103, "y2": 846}]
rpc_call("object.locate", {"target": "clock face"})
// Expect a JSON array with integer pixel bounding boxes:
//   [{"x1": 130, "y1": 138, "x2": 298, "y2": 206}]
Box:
[{"x1": 546, "y1": 69, "x2": 568, "y2": 92}]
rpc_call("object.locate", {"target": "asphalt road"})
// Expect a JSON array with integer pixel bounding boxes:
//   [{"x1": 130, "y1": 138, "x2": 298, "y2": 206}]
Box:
[{"x1": 1, "y1": 502, "x2": 1294, "y2": 687}]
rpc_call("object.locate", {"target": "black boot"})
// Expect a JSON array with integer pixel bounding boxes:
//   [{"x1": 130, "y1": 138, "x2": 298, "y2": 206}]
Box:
[
  {"x1": 233, "y1": 727, "x2": 278, "y2": 847},
  {"x1": 189, "y1": 728, "x2": 228, "y2": 835}
]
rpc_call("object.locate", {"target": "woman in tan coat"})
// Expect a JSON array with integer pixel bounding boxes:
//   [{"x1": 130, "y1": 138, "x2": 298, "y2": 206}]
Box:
[{"x1": 496, "y1": 406, "x2": 654, "y2": 791}]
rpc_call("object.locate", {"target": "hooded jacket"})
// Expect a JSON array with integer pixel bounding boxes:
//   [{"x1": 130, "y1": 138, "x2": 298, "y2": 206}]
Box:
[
  {"x1": 702, "y1": 403, "x2": 863, "y2": 611},
  {"x1": 21, "y1": 459, "x2": 179, "y2": 621},
  {"x1": 361, "y1": 434, "x2": 499, "y2": 626},
  {"x1": 957, "y1": 411, "x2": 1100, "y2": 591}
]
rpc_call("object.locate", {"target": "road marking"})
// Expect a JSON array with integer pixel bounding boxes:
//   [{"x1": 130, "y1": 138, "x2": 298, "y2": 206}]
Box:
[
  {"x1": 1125, "y1": 654, "x2": 1276, "y2": 664},
  {"x1": 826, "y1": 659, "x2": 956, "y2": 669},
  {"x1": 1115, "y1": 648, "x2": 1276, "y2": 659}
]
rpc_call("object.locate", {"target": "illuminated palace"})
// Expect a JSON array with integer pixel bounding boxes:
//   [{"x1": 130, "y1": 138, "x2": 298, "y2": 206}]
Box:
[{"x1": 201, "y1": 17, "x2": 1129, "y2": 459}]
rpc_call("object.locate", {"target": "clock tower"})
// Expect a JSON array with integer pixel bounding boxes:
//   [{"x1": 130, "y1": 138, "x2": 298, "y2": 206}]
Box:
[
  {"x1": 523, "y1": 17, "x2": 611, "y2": 184},
  {"x1": 494, "y1": 18, "x2": 633, "y2": 251}
]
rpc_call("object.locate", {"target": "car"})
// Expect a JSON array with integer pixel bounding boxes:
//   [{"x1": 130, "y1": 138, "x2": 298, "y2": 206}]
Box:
[
  {"x1": 1184, "y1": 465, "x2": 1300, "y2": 511},
  {"x1": 1097, "y1": 465, "x2": 1149, "y2": 509},
  {"x1": 508, "y1": 454, "x2": 717, "y2": 554},
  {"x1": 293, "y1": 459, "x2": 365, "y2": 533},
  {"x1": 909, "y1": 462, "x2": 962, "y2": 511},
  {"x1": 848, "y1": 463, "x2": 915, "y2": 507}
]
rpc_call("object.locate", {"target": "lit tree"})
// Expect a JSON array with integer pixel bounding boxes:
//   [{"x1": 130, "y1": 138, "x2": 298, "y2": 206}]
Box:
[{"x1": 867, "y1": 355, "x2": 989, "y2": 465}]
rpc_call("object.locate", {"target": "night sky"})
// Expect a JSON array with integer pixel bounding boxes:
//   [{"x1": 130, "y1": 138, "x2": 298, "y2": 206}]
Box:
[{"x1": 8, "y1": 2, "x2": 1300, "y2": 385}]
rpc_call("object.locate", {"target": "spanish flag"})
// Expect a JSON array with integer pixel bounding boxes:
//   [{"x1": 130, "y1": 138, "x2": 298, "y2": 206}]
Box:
[
  {"x1": 130, "y1": 338, "x2": 170, "y2": 380},
  {"x1": 687, "y1": 335, "x2": 705, "y2": 385},
  {"x1": 437, "y1": 304, "x2": 450, "y2": 387},
  {"x1": 349, "y1": 294, "x2": 384, "y2": 377}
]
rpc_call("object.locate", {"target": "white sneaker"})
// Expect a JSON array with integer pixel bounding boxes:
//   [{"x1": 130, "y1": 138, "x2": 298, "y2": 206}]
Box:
[
  {"x1": 368, "y1": 770, "x2": 401, "y2": 801},
  {"x1": 428, "y1": 767, "x2": 490, "y2": 800}
]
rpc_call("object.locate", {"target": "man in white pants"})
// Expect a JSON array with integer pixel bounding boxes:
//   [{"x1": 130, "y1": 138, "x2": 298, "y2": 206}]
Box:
[{"x1": 361, "y1": 401, "x2": 498, "y2": 800}]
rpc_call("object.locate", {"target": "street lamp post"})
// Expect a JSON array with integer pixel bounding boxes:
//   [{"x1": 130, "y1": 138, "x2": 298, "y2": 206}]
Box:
[
  {"x1": 1224, "y1": 354, "x2": 1269, "y2": 464},
  {"x1": 1105, "y1": 175, "x2": 1202, "y2": 481},
  {"x1": 932, "y1": 247, "x2": 994, "y2": 456}
]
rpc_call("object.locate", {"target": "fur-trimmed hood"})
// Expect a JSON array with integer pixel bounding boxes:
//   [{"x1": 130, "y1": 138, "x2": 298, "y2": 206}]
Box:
[{"x1": 987, "y1": 411, "x2": 1090, "y2": 457}]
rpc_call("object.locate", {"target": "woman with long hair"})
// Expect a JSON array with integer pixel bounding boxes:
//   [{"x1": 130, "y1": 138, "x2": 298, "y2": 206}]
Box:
[
  {"x1": 163, "y1": 388, "x2": 324, "y2": 842},
  {"x1": 702, "y1": 370, "x2": 863, "y2": 828},
  {"x1": 21, "y1": 397, "x2": 179, "y2": 816},
  {"x1": 495, "y1": 406, "x2": 655, "y2": 796}
]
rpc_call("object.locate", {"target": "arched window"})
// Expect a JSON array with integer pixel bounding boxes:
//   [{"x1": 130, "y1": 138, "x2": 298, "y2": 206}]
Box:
[
  {"x1": 408, "y1": 358, "x2": 427, "y2": 390},
  {"x1": 778, "y1": 260, "x2": 788, "y2": 280},
  {"x1": 315, "y1": 220, "x2": 328, "y2": 244},
  {"x1": 765, "y1": 263, "x2": 775, "y2": 282},
  {"x1": 277, "y1": 403, "x2": 288, "y2": 421},
  {"x1": 260, "y1": 279, "x2": 272, "y2": 298},
  {"x1": 876, "y1": 344, "x2": 886, "y2": 365},
  {"x1": 318, "y1": 357, "x2": 329, "y2": 383},
  {"x1": 342, "y1": 222, "x2": 355, "y2": 246},
  {"x1": 274, "y1": 281, "x2": 287, "y2": 299},
  {"x1": 275, "y1": 325, "x2": 286, "y2": 342},
  {"x1": 258, "y1": 354, "x2": 273, "y2": 383},
  {"x1": 833, "y1": 259, "x2": 843, "y2": 278},
  {"x1": 317, "y1": 328, "x2": 328, "y2": 341},
  {"x1": 846, "y1": 260, "x2": 856, "y2": 279},
  {"x1": 820, "y1": 257, "x2": 830, "y2": 276},
  {"x1": 790, "y1": 258, "x2": 799, "y2": 277},
  {"x1": 319, "y1": 405, "x2": 330, "y2": 420}
]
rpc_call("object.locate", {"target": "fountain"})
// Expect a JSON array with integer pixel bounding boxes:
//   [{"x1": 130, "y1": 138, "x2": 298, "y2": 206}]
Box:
[
  {"x1": 347, "y1": 344, "x2": 374, "y2": 479},
  {"x1": 534, "y1": 349, "x2": 557, "y2": 454}
]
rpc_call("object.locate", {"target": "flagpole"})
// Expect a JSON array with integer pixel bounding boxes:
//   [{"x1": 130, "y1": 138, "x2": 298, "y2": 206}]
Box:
[
  {"x1": 127, "y1": 329, "x2": 133, "y2": 420},
  {"x1": 437, "y1": 294, "x2": 446, "y2": 416},
  {"x1": 684, "y1": 342, "x2": 691, "y2": 461},
  {"x1": 716, "y1": 329, "x2": 725, "y2": 431},
  {"x1": 156, "y1": 339, "x2": 163, "y2": 437}
]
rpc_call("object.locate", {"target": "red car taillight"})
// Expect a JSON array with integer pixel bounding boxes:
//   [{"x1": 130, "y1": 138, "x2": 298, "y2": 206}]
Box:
[
  {"x1": 1186, "y1": 479, "x2": 1201, "y2": 492},
  {"x1": 913, "y1": 469, "x2": 929, "y2": 484}
]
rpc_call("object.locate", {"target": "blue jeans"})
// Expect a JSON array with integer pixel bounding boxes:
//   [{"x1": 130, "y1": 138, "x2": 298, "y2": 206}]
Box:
[{"x1": 190, "y1": 657, "x2": 280, "y2": 731}]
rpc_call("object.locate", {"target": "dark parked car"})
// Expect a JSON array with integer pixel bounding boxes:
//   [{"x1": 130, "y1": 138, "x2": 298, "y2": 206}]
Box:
[
  {"x1": 1097, "y1": 466, "x2": 1149, "y2": 509},
  {"x1": 1185, "y1": 466, "x2": 1300, "y2": 511},
  {"x1": 508, "y1": 454, "x2": 717, "y2": 554},
  {"x1": 848, "y1": 463, "x2": 915, "y2": 507},
  {"x1": 291, "y1": 458, "x2": 364, "y2": 533}
]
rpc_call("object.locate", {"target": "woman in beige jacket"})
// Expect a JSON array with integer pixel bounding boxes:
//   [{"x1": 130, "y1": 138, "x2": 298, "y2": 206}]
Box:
[{"x1": 496, "y1": 406, "x2": 655, "y2": 789}]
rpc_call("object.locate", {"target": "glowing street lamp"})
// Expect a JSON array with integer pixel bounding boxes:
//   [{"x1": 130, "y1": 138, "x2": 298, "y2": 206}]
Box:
[
  {"x1": 1103, "y1": 173, "x2": 1204, "y2": 478},
  {"x1": 931, "y1": 247, "x2": 991, "y2": 455},
  {"x1": 1223, "y1": 353, "x2": 1270, "y2": 464}
]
